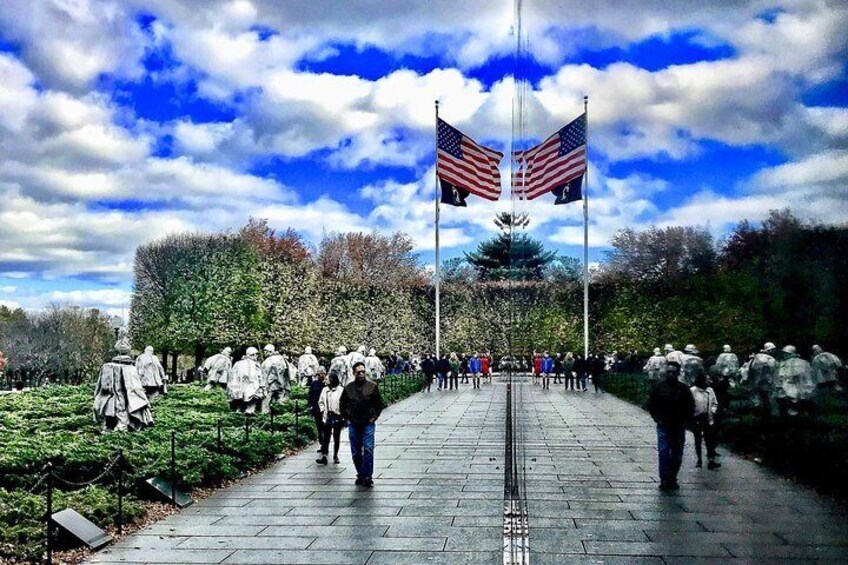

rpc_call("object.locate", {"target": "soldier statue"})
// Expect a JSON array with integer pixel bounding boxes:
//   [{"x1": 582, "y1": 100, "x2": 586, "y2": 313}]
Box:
[
  {"x1": 643, "y1": 347, "x2": 667, "y2": 382},
  {"x1": 203, "y1": 347, "x2": 232, "y2": 390},
  {"x1": 749, "y1": 342, "x2": 779, "y2": 416},
  {"x1": 297, "y1": 346, "x2": 319, "y2": 386},
  {"x1": 713, "y1": 344, "x2": 740, "y2": 384},
  {"x1": 365, "y1": 348, "x2": 385, "y2": 381},
  {"x1": 329, "y1": 346, "x2": 352, "y2": 386},
  {"x1": 93, "y1": 336, "x2": 154, "y2": 432},
  {"x1": 776, "y1": 345, "x2": 815, "y2": 416},
  {"x1": 811, "y1": 345, "x2": 842, "y2": 390},
  {"x1": 229, "y1": 347, "x2": 264, "y2": 413},
  {"x1": 135, "y1": 345, "x2": 167, "y2": 399},
  {"x1": 261, "y1": 344, "x2": 292, "y2": 412},
  {"x1": 680, "y1": 344, "x2": 704, "y2": 386}
]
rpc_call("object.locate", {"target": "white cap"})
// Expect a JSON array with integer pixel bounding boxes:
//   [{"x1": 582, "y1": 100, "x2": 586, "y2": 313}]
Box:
[
  {"x1": 263, "y1": 344, "x2": 275, "y2": 353},
  {"x1": 246, "y1": 346, "x2": 259, "y2": 357}
]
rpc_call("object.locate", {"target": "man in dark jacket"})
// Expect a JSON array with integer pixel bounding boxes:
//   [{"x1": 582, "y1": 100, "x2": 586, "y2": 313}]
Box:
[
  {"x1": 648, "y1": 362, "x2": 695, "y2": 491},
  {"x1": 420, "y1": 354, "x2": 436, "y2": 392},
  {"x1": 308, "y1": 368, "x2": 327, "y2": 454},
  {"x1": 340, "y1": 361, "x2": 385, "y2": 487}
]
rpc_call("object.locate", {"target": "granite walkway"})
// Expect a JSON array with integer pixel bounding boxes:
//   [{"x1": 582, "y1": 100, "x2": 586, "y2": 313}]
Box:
[{"x1": 87, "y1": 378, "x2": 848, "y2": 565}]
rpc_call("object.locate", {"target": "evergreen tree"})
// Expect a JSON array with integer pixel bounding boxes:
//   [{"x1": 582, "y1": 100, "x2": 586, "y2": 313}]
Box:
[{"x1": 465, "y1": 213, "x2": 556, "y2": 281}]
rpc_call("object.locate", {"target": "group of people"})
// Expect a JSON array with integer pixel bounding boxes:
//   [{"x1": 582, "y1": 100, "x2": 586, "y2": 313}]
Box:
[
  {"x1": 307, "y1": 360, "x2": 386, "y2": 488},
  {"x1": 529, "y1": 351, "x2": 607, "y2": 392},
  {"x1": 419, "y1": 352, "x2": 493, "y2": 391},
  {"x1": 643, "y1": 342, "x2": 843, "y2": 416},
  {"x1": 645, "y1": 340, "x2": 843, "y2": 492}
]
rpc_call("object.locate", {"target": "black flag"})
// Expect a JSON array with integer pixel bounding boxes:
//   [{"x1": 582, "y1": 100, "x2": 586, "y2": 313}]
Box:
[
  {"x1": 553, "y1": 174, "x2": 583, "y2": 205},
  {"x1": 440, "y1": 179, "x2": 469, "y2": 207}
]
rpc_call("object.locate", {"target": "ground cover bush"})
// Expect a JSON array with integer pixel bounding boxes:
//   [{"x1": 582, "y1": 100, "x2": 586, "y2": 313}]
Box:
[
  {"x1": 604, "y1": 372, "x2": 848, "y2": 503},
  {"x1": 0, "y1": 373, "x2": 424, "y2": 562}
]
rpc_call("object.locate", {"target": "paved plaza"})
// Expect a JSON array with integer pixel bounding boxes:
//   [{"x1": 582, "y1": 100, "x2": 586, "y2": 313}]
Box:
[{"x1": 88, "y1": 379, "x2": 848, "y2": 564}]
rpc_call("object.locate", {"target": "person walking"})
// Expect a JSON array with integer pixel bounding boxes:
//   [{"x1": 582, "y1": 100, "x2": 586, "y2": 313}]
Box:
[
  {"x1": 448, "y1": 352, "x2": 460, "y2": 390},
  {"x1": 553, "y1": 353, "x2": 564, "y2": 385},
  {"x1": 308, "y1": 368, "x2": 327, "y2": 455},
  {"x1": 563, "y1": 352, "x2": 575, "y2": 390},
  {"x1": 469, "y1": 353, "x2": 482, "y2": 389},
  {"x1": 421, "y1": 354, "x2": 436, "y2": 392},
  {"x1": 541, "y1": 352, "x2": 553, "y2": 390},
  {"x1": 316, "y1": 373, "x2": 345, "y2": 465},
  {"x1": 340, "y1": 362, "x2": 385, "y2": 488},
  {"x1": 436, "y1": 355, "x2": 450, "y2": 390},
  {"x1": 591, "y1": 353, "x2": 606, "y2": 394},
  {"x1": 533, "y1": 352, "x2": 542, "y2": 385},
  {"x1": 690, "y1": 372, "x2": 720, "y2": 470},
  {"x1": 574, "y1": 354, "x2": 588, "y2": 391},
  {"x1": 460, "y1": 354, "x2": 470, "y2": 384},
  {"x1": 481, "y1": 353, "x2": 492, "y2": 384},
  {"x1": 648, "y1": 362, "x2": 695, "y2": 491}
]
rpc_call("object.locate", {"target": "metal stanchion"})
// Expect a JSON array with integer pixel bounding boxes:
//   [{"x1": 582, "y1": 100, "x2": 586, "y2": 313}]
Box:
[{"x1": 170, "y1": 431, "x2": 177, "y2": 508}]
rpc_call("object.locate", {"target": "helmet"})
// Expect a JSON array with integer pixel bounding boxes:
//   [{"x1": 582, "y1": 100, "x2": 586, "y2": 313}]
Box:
[
  {"x1": 263, "y1": 344, "x2": 275, "y2": 353},
  {"x1": 782, "y1": 345, "x2": 796, "y2": 354},
  {"x1": 653, "y1": 347, "x2": 661, "y2": 355},
  {"x1": 664, "y1": 344, "x2": 674, "y2": 352},
  {"x1": 763, "y1": 342, "x2": 776, "y2": 352},
  {"x1": 305, "y1": 346, "x2": 312, "y2": 354},
  {"x1": 222, "y1": 347, "x2": 232, "y2": 356},
  {"x1": 369, "y1": 348, "x2": 376, "y2": 356},
  {"x1": 337, "y1": 346, "x2": 347, "y2": 355},
  {"x1": 246, "y1": 347, "x2": 259, "y2": 357},
  {"x1": 144, "y1": 345, "x2": 154, "y2": 355},
  {"x1": 723, "y1": 344, "x2": 731, "y2": 352},
  {"x1": 358, "y1": 345, "x2": 366, "y2": 354},
  {"x1": 684, "y1": 344, "x2": 698, "y2": 354}
]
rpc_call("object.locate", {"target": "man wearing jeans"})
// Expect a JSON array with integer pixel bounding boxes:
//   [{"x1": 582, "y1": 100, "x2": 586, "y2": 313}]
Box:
[
  {"x1": 647, "y1": 362, "x2": 694, "y2": 491},
  {"x1": 340, "y1": 361, "x2": 385, "y2": 488}
]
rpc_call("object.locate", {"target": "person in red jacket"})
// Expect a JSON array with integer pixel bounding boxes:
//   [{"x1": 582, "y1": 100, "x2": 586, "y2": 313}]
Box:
[
  {"x1": 481, "y1": 354, "x2": 491, "y2": 384},
  {"x1": 533, "y1": 352, "x2": 543, "y2": 385}
]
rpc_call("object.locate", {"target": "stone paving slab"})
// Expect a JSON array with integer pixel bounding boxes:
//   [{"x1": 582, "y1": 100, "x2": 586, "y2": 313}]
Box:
[{"x1": 86, "y1": 376, "x2": 848, "y2": 564}]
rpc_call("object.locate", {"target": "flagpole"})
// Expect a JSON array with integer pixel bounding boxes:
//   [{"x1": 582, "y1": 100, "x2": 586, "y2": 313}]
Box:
[
  {"x1": 583, "y1": 95, "x2": 590, "y2": 359},
  {"x1": 434, "y1": 100, "x2": 441, "y2": 360}
]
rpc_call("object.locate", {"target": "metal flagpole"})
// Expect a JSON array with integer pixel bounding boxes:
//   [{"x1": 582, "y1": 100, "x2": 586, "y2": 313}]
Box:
[
  {"x1": 434, "y1": 100, "x2": 441, "y2": 360},
  {"x1": 583, "y1": 95, "x2": 590, "y2": 359}
]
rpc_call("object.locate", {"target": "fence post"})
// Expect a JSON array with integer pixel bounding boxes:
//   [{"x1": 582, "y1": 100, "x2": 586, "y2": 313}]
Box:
[
  {"x1": 270, "y1": 408, "x2": 275, "y2": 435},
  {"x1": 217, "y1": 419, "x2": 222, "y2": 451},
  {"x1": 45, "y1": 463, "x2": 53, "y2": 565},
  {"x1": 294, "y1": 402, "x2": 299, "y2": 444},
  {"x1": 244, "y1": 415, "x2": 250, "y2": 443},
  {"x1": 170, "y1": 430, "x2": 177, "y2": 508},
  {"x1": 117, "y1": 450, "x2": 124, "y2": 535}
]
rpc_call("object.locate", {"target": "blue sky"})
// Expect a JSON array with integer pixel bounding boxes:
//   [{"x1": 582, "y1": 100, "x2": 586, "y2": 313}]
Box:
[{"x1": 0, "y1": 1, "x2": 847, "y2": 317}]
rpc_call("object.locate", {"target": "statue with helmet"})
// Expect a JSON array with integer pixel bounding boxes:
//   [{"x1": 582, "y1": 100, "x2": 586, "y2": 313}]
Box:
[
  {"x1": 643, "y1": 347, "x2": 667, "y2": 382},
  {"x1": 203, "y1": 347, "x2": 233, "y2": 390},
  {"x1": 297, "y1": 346, "x2": 319, "y2": 386},
  {"x1": 365, "y1": 348, "x2": 385, "y2": 381},
  {"x1": 811, "y1": 345, "x2": 843, "y2": 390},
  {"x1": 680, "y1": 344, "x2": 705, "y2": 385},
  {"x1": 748, "y1": 342, "x2": 779, "y2": 416},
  {"x1": 261, "y1": 344, "x2": 292, "y2": 411},
  {"x1": 135, "y1": 345, "x2": 167, "y2": 399},
  {"x1": 713, "y1": 345, "x2": 740, "y2": 384},
  {"x1": 329, "y1": 346, "x2": 352, "y2": 386},
  {"x1": 228, "y1": 347, "x2": 265, "y2": 413},
  {"x1": 93, "y1": 335, "x2": 154, "y2": 432},
  {"x1": 776, "y1": 345, "x2": 816, "y2": 415}
]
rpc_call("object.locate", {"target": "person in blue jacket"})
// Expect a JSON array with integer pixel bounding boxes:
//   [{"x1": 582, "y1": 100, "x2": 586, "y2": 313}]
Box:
[
  {"x1": 541, "y1": 351, "x2": 554, "y2": 390},
  {"x1": 468, "y1": 353, "x2": 482, "y2": 390}
]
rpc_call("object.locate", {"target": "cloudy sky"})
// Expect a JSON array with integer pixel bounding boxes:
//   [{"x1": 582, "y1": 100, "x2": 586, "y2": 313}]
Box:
[{"x1": 0, "y1": 0, "x2": 846, "y2": 317}]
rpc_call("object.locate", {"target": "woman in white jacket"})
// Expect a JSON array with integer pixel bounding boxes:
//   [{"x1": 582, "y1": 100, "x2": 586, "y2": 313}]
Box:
[
  {"x1": 316, "y1": 373, "x2": 345, "y2": 465},
  {"x1": 690, "y1": 372, "x2": 720, "y2": 470}
]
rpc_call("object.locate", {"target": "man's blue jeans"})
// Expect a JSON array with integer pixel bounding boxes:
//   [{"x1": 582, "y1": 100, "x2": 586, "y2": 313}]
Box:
[
  {"x1": 348, "y1": 423, "x2": 376, "y2": 479},
  {"x1": 657, "y1": 424, "x2": 686, "y2": 485}
]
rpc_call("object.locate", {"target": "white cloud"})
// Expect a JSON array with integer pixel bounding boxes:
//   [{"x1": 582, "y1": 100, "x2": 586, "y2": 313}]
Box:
[
  {"x1": 48, "y1": 288, "x2": 133, "y2": 308},
  {"x1": 0, "y1": 0, "x2": 148, "y2": 91},
  {"x1": 0, "y1": 299, "x2": 22, "y2": 310},
  {"x1": 1, "y1": 286, "x2": 16, "y2": 294}
]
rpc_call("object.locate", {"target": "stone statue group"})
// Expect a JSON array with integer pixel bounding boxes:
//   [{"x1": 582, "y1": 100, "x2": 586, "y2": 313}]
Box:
[
  {"x1": 643, "y1": 342, "x2": 843, "y2": 415},
  {"x1": 94, "y1": 336, "x2": 389, "y2": 432},
  {"x1": 93, "y1": 336, "x2": 165, "y2": 432}
]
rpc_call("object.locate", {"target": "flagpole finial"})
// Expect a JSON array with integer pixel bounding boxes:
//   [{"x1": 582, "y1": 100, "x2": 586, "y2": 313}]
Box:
[{"x1": 435, "y1": 100, "x2": 439, "y2": 108}]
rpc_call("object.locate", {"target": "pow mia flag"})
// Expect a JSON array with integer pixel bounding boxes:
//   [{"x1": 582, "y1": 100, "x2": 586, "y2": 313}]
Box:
[
  {"x1": 440, "y1": 178, "x2": 469, "y2": 207},
  {"x1": 553, "y1": 174, "x2": 583, "y2": 205}
]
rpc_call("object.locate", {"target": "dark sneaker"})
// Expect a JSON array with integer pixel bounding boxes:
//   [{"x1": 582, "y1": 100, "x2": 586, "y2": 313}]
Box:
[
  {"x1": 708, "y1": 460, "x2": 721, "y2": 470},
  {"x1": 333, "y1": 457, "x2": 340, "y2": 464},
  {"x1": 364, "y1": 478, "x2": 374, "y2": 488},
  {"x1": 315, "y1": 456, "x2": 327, "y2": 465},
  {"x1": 695, "y1": 460, "x2": 702, "y2": 468},
  {"x1": 355, "y1": 477, "x2": 364, "y2": 485}
]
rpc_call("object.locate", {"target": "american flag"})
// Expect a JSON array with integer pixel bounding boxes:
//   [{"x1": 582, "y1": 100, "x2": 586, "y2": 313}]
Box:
[
  {"x1": 437, "y1": 118, "x2": 503, "y2": 201},
  {"x1": 513, "y1": 113, "x2": 586, "y2": 201}
]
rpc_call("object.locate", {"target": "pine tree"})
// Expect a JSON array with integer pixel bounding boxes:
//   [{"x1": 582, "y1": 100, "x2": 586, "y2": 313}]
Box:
[{"x1": 465, "y1": 212, "x2": 556, "y2": 281}]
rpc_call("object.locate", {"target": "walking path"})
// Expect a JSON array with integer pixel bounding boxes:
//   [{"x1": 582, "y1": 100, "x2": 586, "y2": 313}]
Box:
[{"x1": 88, "y1": 379, "x2": 848, "y2": 565}]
